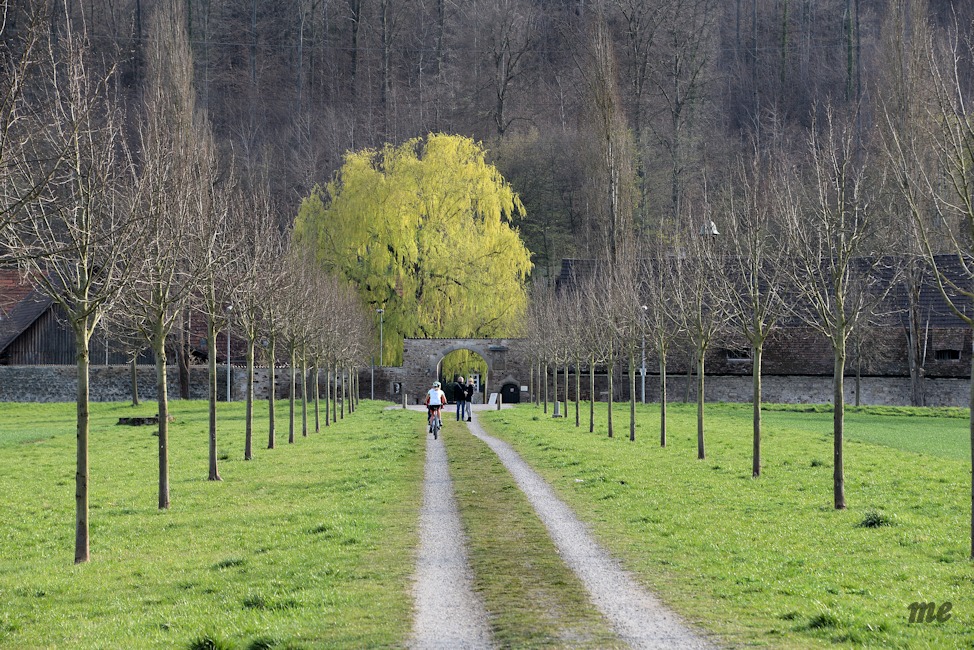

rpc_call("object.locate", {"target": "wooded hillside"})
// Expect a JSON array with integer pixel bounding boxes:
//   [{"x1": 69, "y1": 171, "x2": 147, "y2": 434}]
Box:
[{"x1": 11, "y1": 0, "x2": 973, "y2": 280}]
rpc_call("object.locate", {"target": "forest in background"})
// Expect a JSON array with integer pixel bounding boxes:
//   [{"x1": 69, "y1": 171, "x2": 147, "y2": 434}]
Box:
[{"x1": 6, "y1": 0, "x2": 974, "y2": 281}]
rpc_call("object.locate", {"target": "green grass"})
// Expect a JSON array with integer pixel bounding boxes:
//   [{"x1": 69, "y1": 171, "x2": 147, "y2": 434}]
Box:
[
  {"x1": 751, "y1": 403, "x2": 970, "y2": 461},
  {"x1": 480, "y1": 401, "x2": 974, "y2": 649},
  {"x1": 440, "y1": 420, "x2": 625, "y2": 648},
  {"x1": 0, "y1": 399, "x2": 423, "y2": 649}
]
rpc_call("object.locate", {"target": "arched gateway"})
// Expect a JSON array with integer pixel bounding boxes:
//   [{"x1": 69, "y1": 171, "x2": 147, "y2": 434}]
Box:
[{"x1": 375, "y1": 338, "x2": 531, "y2": 405}]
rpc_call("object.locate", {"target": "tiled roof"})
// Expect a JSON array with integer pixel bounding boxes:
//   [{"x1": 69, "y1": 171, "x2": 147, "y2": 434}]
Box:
[
  {"x1": 0, "y1": 269, "x2": 54, "y2": 353},
  {"x1": 556, "y1": 256, "x2": 972, "y2": 329}
]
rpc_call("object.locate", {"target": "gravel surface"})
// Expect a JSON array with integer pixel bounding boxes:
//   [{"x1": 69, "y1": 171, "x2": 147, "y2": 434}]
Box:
[
  {"x1": 410, "y1": 418, "x2": 493, "y2": 650},
  {"x1": 467, "y1": 411, "x2": 717, "y2": 650}
]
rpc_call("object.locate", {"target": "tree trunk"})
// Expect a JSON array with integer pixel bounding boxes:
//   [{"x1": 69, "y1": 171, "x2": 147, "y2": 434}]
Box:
[
  {"x1": 245, "y1": 336, "x2": 255, "y2": 460},
  {"x1": 351, "y1": 367, "x2": 357, "y2": 411},
  {"x1": 529, "y1": 361, "x2": 534, "y2": 406},
  {"x1": 314, "y1": 364, "x2": 320, "y2": 432},
  {"x1": 575, "y1": 358, "x2": 580, "y2": 427},
  {"x1": 752, "y1": 343, "x2": 762, "y2": 477},
  {"x1": 289, "y1": 346, "x2": 296, "y2": 443},
  {"x1": 607, "y1": 353, "x2": 614, "y2": 438},
  {"x1": 268, "y1": 336, "x2": 276, "y2": 449},
  {"x1": 130, "y1": 357, "x2": 139, "y2": 406},
  {"x1": 696, "y1": 347, "x2": 705, "y2": 460},
  {"x1": 178, "y1": 308, "x2": 190, "y2": 399},
  {"x1": 683, "y1": 350, "x2": 695, "y2": 403},
  {"x1": 332, "y1": 363, "x2": 338, "y2": 423},
  {"x1": 629, "y1": 350, "x2": 636, "y2": 442},
  {"x1": 301, "y1": 351, "x2": 309, "y2": 436},
  {"x1": 589, "y1": 355, "x2": 595, "y2": 433},
  {"x1": 75, "y1": 329, "x2": 91, "y2": 564},
  {"x1": 154, "y1": 335, "x2": 170, "y2": 510},
  {"x1": 543, "y1": 362, "x2": 548, "y2": 414},
  {"x1": 326, "y1": 366, "x2": 332, "y2": 427},
  {"x1": 907, "y1": 279, "x2": 926, "y2": 406},
  {"x1": 207, "y1": 318, "x2": 221, "y2": 481},
  {"x1": 833, "y1": 346, "x2": 847, "y2": 510},
  {"x1": 553, "y1": 361, "x2": 560, "y2": 416},
  {"x1": 659, "y1": 355, "x2": 667, "y2": 447},
  {"x1": 969, "y1": 344, "x2": 973, "y2": 559}
]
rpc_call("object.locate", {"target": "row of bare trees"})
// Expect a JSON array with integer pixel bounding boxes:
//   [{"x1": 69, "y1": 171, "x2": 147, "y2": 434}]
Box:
[
  {"x1": 527, "y1": 9, "x2": 974, "y2": 560},
  {"x1": 0, "y1": 2, "x2": 373, "y2": 564},
  {"x1": 526, "y1": 103, "x2": 917, "y2": 507}
]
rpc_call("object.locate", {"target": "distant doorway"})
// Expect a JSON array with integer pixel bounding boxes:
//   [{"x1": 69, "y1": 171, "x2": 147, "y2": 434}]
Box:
[{"x1": 501, "y1": 382, "x2": 520, "y2": 404}]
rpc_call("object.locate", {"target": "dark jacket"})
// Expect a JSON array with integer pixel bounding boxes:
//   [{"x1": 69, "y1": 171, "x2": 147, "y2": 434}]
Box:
[
  {"x1": 453, "y1": 382, "x2": 466, "y2": 402},
  {"x1": 464, "y1": 383, "x2": 475, "y2": 401}
]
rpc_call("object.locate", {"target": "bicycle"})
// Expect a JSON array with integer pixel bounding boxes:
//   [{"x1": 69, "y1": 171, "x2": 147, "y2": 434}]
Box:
[{"x1": 428, "y1": 406, "x2": 443, "y2": 439}]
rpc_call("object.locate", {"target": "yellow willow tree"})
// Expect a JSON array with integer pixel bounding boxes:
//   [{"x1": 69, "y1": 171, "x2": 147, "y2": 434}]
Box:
[{"x1": 295, "y1": 134, "x2": 533, "y2": 362}]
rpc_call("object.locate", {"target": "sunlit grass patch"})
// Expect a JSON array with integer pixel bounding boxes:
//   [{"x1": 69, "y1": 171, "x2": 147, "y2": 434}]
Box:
[
  {"x1": 480, "y1": 401, "x2": 974, "y2": 649},
  {"x1": 0, "y1": 399, "x2": 423, "y2": 649}
]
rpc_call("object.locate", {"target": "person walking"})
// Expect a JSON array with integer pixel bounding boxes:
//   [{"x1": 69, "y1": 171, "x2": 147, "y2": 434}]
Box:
[
  {"x1": 453, "y1": 376, "x2": 467, "y2": 421},
  {"x1": 464, "y1": 377, "x2": 475, "y2": 422}
]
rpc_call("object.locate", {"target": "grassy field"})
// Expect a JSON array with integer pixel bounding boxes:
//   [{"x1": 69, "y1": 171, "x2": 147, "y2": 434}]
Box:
[
  {"x1": 478, "y1": 401, "x2": 974, "y2": 649},
  {"x1": 0, "y1": 400, "x2": 424, "y2": 649}
]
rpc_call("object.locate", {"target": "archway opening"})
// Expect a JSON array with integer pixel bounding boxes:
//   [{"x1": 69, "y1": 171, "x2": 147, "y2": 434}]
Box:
[
  {"x1": 438, "y1": 349, "x2": 488, "y2": 404},
  {"x1": 501, "y1": 382, "x2": 520, "y2": 404}
]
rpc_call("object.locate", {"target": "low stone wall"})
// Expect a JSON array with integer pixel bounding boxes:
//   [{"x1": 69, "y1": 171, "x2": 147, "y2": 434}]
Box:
[
  {"x1": 654, "y1": 374, "x2": 969, "y2": 408},
  {"x1": 0, "y1": 365, "x2": 969, "y2": 408},
  {"x1": 0, "y1": 365, "x2": 310, "y2": 403}
]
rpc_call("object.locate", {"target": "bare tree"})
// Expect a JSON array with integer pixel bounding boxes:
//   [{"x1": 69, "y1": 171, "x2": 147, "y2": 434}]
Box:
[
  {"x1": 0, "y1": 4, "x2": 50, "y2": 245},
  {"x1": 648, "y1": 0, "x2": 718, "y2": 226},
  {"x1": 8, "y1": 21, "x2": 138, "y2": 564},
  {"x1": 882, "y1": 14, "x2": 974, "y2": 555},
  {"x1": 230, "y1": 181, "x2": 286, "y2": 459},
  {"x1": 604, "y1": 250, "x2": 644, "y2": 441},
  {"x1": 720, "y1": 143, "x2": 790, "y2": 476},
  {"x1": 575, "y1": 12, "x2": 635, "y2": 263},
  {"x1": 612, "y1": 0, "x2": 667, "y2": 231},
  {"x1": 669, "y1": 212, "x2": 728, "y2": 460},
  {"x1": 782, "y1": 103, "x2": 891, "y2": 510},
  {"x1": 188, "y1": 130, "x2": 239, "y2": 482},
  {"x1": 640, "y1": 241, "x2": 680, "y2": 447},
  {"x1": 281, "y1": 246, "x2": 316, "y2": 443},
  {"x1": 478, "y1": 0, "x2": 539, "y2": 137},
  {"x1": 124, "y1": 0, "x2": 204, "y2": 510}
]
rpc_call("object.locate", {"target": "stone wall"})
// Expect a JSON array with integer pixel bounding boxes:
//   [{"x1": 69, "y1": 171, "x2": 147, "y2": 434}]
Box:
[
  {"x1": 652, "y1": 374, "x2": 969, "y2": 408},
  {"x1": 1, "y1": 364, "x2": 969, "y2": 408},
  {"x1": 0, "y1": 365, "x2": 325, "y2": 403}
]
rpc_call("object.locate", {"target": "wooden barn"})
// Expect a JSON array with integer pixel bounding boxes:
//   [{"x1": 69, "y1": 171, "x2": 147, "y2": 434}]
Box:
[{"x1": 0, "y1": 269, "x2": 153, "y2": 366}]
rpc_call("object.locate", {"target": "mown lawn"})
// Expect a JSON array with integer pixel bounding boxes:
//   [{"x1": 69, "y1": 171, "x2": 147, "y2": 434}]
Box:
[
  {"x1": 0, "y1": 400, "x2": 423, "y2": 649},
  {"x1": 479, "y1": 401, "x2": 974, "y2": 649}
]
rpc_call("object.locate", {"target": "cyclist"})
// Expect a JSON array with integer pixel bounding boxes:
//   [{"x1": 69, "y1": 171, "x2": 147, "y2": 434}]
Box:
[{"x1": 424, "y1": 381, "x2": 448, "y2": 433}]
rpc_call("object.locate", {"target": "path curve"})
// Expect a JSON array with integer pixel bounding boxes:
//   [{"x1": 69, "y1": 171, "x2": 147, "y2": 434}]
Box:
[
  {"x1": 410, "y1": 413, "x2": 492, "y2": 649},
  {"x1": 467, "y1": 410, "x2": 716, "y2": 650}
]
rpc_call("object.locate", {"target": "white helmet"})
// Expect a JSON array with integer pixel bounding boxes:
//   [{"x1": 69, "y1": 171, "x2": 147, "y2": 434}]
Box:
[{"x1": 433, "y1": 381, "x2": 441, "y2": 388}]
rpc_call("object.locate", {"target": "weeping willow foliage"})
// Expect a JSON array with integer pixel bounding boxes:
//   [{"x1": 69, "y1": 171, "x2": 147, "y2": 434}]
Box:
[
  {"x1": 441, "y1": 350, "x2": 488, "y2": 389},
  {"x1": 295, "y1": 134, "x2": 533, "y2": 364}
]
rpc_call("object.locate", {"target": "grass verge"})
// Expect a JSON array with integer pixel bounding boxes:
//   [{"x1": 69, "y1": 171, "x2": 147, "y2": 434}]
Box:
[
  {"x1": 441, "y1": 419, "x2": 625, "y2": 648},
  {"x1": 479, "y1": 401, "x2": 974, "y2": 649},
  {"x1": 0, "y1": 399, "x2": 423, "y2": 649}
]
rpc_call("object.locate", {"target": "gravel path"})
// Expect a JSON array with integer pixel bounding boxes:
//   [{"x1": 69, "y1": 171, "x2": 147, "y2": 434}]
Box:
[
  {"x1": 466, "y1": 410, "x2": 716, "y2": 650},
  {"x1": 410, "y1": 414, "x2": 492, "y2": 650}
]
